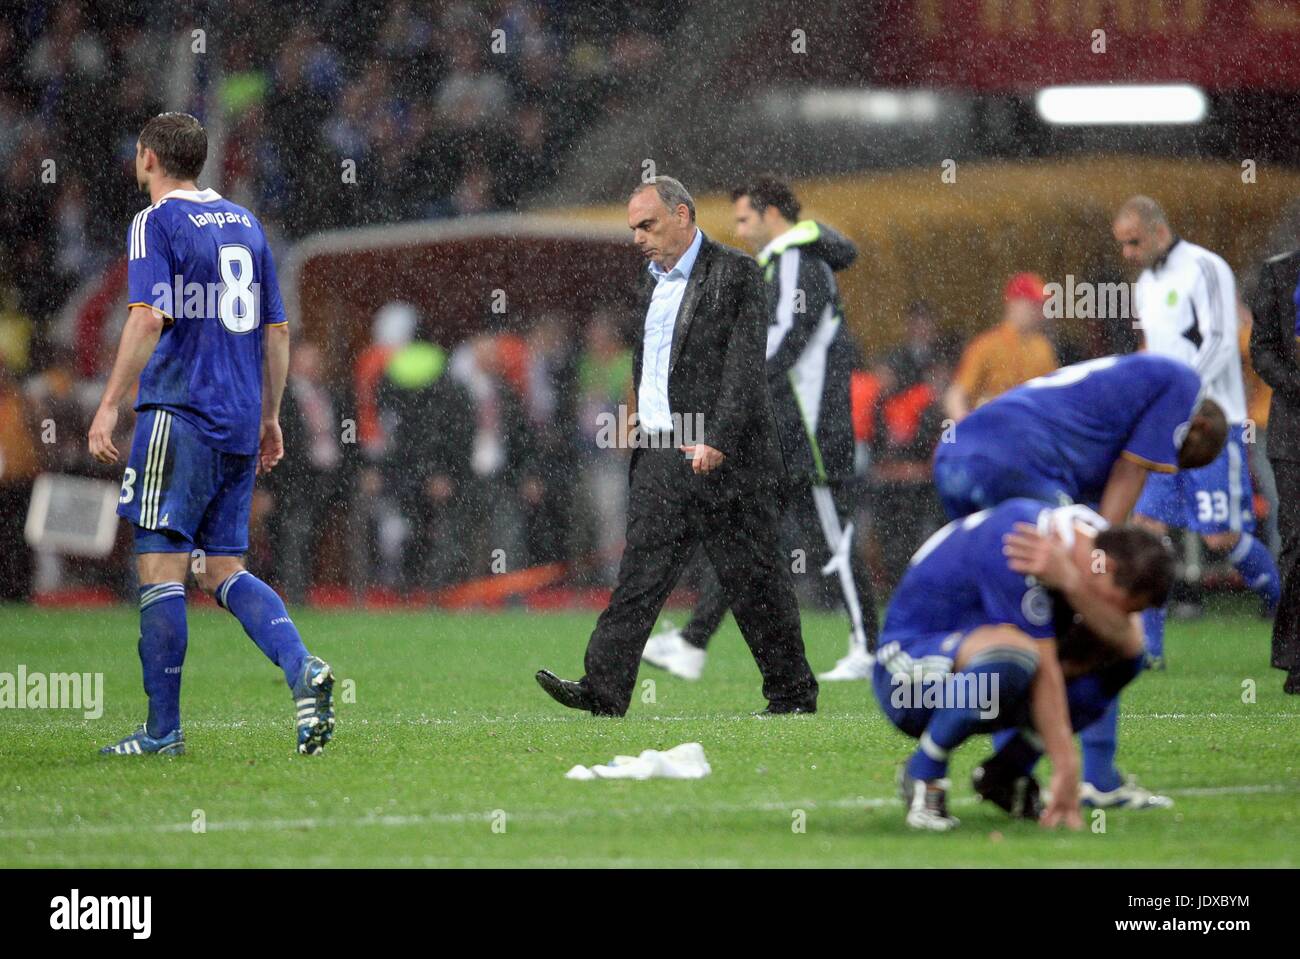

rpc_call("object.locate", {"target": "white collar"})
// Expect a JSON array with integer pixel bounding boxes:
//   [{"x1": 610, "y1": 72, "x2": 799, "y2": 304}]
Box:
[{"x1": 159, "y1": 187, "x2": 222, "y2": 204}]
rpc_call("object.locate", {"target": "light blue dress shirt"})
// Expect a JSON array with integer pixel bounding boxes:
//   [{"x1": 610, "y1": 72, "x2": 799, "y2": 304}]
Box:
[{"x1": 637, "y1": 227, "x2": 703, "y2": 434}]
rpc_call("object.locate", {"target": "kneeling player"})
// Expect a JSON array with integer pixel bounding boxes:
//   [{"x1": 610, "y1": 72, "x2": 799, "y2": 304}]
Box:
[{"x1": 873, "y1": 499, "x2": 1173, "y2": 830}]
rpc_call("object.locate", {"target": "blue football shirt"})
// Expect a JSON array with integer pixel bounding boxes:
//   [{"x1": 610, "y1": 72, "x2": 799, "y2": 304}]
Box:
[
  {"x1": 883, "y1": 498, "x2": 1060, "y2": 644},
  {"x1": 949, "y1": 353, "x2": 1204, "y2": 504},
  {"x1": 126, "y1": 188, "x2": 286, "y2": 455}
]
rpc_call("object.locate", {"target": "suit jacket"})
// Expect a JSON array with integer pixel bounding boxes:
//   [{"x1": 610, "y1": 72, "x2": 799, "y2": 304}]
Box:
[
  {"x1": 630, "y1": 232, "x2": 786, "y2": 484},
  {"x1": 1249, "y1": 248, "x2": 1300, "y2": 458}
]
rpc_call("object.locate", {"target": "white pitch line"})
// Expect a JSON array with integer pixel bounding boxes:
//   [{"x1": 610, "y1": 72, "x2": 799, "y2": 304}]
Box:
[
  {"x1": 40, "y1": 709, "x2": 1297, "y2": 733},
  {"x1": 1, "y1": 784, "x2": 1294, "y2": 842}
]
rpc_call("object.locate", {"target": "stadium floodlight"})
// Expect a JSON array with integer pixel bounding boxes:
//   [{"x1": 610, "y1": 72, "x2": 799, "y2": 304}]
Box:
[
  {"x1": 767, "y1": 88, "x2": 945, "y2": 125},
  {"x1": 1035, "y1": 84, "x2": 1208, "y2": 125}
]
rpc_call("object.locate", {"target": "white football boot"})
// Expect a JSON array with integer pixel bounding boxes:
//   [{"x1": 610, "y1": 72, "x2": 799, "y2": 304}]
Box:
[
  {"x1": 818, "y1": 639, "x2": 874, "y2": 681},
  {"x1": 641, "y1": 624, "x2": 706, "y2": 681},
  {"x1": 1080, "y1": 776, "x2": 1174, "y2": 810}
]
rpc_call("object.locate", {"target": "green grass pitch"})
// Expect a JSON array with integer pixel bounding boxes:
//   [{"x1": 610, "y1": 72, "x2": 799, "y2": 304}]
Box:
[{"x1": 1, "y1": 601, "x2": 1297, "y2": 867}]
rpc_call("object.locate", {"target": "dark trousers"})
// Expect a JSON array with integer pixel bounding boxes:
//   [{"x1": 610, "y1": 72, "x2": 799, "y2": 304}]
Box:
[
  {"x1": 1270, "y1": 455, "x2": 1300, "y2": 671},
  {"x1": 581, "y1": 447, "x2": 817, "y2": 715},
  {"x1": 681, "y1": 479, "x2": 878, "y2": 651},
  {"x1": 0, "y1": 483, "x2": 33, "y2": 601}
]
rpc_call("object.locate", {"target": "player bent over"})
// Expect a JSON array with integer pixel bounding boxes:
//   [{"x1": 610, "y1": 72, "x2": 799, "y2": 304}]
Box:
[
  {"x1": 873, "y1": 499, "x2": 1172, "y2": 830},
  {"x1": 931, "y1": 353, "x2": 1226, "y2": 809},
  {"x1": 88, "y1": 112, "x2": 334, "y2": 756}
]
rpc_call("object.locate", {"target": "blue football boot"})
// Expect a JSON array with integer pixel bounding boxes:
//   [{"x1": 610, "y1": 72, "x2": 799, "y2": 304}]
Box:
[
  {"x1": 99, "y1": 725, "x2": 185, "y2": 756},
  {"x1": 292, "y1": 656, "x2": 335, "y2": 755}
]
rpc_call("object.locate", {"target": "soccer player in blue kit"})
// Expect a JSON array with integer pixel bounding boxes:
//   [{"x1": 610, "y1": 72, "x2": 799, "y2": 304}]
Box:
[
  {"x1": 88, "y1": 113, "x2": 335, "y2": 756},
  {"x1": 930, "y1": 353, "x2": 1226, "y2": 811},
  {"x1": 875, "y1": 498, "x2": 1174, "y2": 830},
  {"x1": 934, "y1": 353, "x2": 1225, "y2": 530}
]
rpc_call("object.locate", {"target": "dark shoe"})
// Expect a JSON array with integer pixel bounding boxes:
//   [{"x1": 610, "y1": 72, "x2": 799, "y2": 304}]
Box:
[
  {"x1": 972, "y1": 753, "x2": 1043, "y2": 819},
  {"x1": 535, "y1": 670, "x2": 620, "y2": 716},
  {"x1": 754, "y1": 700, "x2": 817, "y2": 716},
  {"x1": 1285, "y1": 669, "x2": 1300, "y2": 695}
]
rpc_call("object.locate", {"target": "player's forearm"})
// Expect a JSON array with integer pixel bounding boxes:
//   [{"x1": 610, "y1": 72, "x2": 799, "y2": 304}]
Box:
[
  {"x1": 262, "y1": 324, "x2": 290, "y2": 421},
  {"x1": 1098, "y1": 457, "x2": 1150, "y2": 526},
  {"x1": 1190, "y1": 309, "x2": 1232, "y2": 385},
  {"x1": 1030, "y1": 642, "x2": 1078, "y2": 778},
  {"x1": 1059, "y1": 576, "x2": 1143, "y2": 658},
  {"x1": 98, "y1": 307, "x2": 164, "y2": 409}
]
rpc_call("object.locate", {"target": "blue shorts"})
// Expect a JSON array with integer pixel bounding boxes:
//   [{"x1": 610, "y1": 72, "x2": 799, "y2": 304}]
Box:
[
  {"x1": 872, "y1": 630, "x2": 965, "y2": 738},
  {"x1": 1134, "y1": 425, "x2": 1255, "y2": 535},
  {"x1": 872, "y1": 629, "x2": 1034, "y2": 737},
  {"x1": 117, "y1": 407, "x2": 256, "y2": 555},
  {"x1": 933, "y1": 448, "x2": 1073, "y2": 520}
]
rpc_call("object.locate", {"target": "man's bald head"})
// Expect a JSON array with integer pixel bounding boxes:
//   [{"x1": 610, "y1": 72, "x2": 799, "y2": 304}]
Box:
[
  {"x1": 1113, "y1": 195, "x2": 1174, "y2": 270},
  {"x1": 1116, "y1": 195, "x2": 1169, "y2": 231}
]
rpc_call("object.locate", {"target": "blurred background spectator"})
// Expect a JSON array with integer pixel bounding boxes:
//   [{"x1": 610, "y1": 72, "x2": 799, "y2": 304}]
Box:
[{"x1": 944, "y1": 272, "x2": 1058, "y2": 422}]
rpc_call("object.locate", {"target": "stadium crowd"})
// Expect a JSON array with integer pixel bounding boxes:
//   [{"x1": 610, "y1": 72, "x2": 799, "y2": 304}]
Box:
[
  {"x1": 0, "y1": 0, "x2": 682, "y2": 601},
  {"x1": 0, "y1": 2, "x2": 1279, "y2": 610}
]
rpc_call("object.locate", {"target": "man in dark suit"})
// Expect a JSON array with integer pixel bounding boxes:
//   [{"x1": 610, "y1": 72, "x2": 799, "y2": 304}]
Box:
[
  {"x1": 536, "y1": 176, "x2": 818, "y2": 716},
  {"x1": 1249, "y1": 249, "x2": 1300, "y2": 693}
]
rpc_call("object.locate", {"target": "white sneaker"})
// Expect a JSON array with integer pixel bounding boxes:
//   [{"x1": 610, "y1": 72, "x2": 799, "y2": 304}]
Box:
[
  {"x1": 641, "y1": 627, "x2": 706, "y2": 681},
  {"x1": 641, "y1": 628, "x2": 676, "y2": 664},
  {"x1": 1080, "y1": 777, "x2": 1174, "y2": 810},
  {"x1": 818, "y1": 645, "x2": 874, "y2": 681}
]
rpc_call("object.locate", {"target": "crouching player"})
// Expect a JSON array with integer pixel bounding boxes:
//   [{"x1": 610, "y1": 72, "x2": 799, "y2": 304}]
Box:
[
  {"x1": 873, "y1": 498, "x2": 1173, "y2": 831},
  {"x1": 932, "y1": 353, "x2": 1226, "y2": 809}
]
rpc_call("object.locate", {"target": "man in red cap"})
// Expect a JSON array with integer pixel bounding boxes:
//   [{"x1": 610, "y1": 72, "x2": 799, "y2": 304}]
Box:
[{"x1": 943, "y1": 272, "x2": 1058, "y2": 421}]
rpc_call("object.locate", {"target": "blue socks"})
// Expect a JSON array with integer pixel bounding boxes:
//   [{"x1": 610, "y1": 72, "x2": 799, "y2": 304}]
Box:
[
  {"x1": 1141, "y1": 606, "x2": 1167, "y2": 661},
  {"x1": 216, "y1": 570, "x2": 309, "y2": 687},
  {"x1": 1228, "y1": 533, "x2": 1280, "y2": 611},
  {"x1": 1079, "y1": 699, "x2": 1122, "y2": 792},
  {"x1": 139, "y1": 583, "x2": 188, "y2": 738},
  {"x1": 1063, "y1": 656, "x2": 1143, "y2": 790},
  {"x1": 1141, "y1": 535, "x2": 1279, "y2": 663},
  {"x1": 993, "y1": 655, "x2": 1143, "y2": 790},
  {"x1": 991, "y1": 698, "x2": 1122, "y2": 788},
  {"x1": 907, "y1": 650, "x2": 1037, "y2": 782}
]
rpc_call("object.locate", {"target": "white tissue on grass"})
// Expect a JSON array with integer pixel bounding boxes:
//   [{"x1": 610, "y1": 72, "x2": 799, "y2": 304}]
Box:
[{"x1": 564, "y1": 742, "x2": 711, "y2": 781}]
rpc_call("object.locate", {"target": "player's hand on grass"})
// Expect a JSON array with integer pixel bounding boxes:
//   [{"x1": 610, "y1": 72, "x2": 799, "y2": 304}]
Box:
[
  {"x1": 680, "y1": 443, "x2": 725, "y2": 474},
  {"x1": 1041, "y1": 767, "x2": 1084, "y2": 830},
  {"x1": 88, "y1": 404, "x2": 120, "y2": 464},
  {"x1": 1002, "y1": 522, "x2": 1079, "y2": 592},
  {"x1": 258, "y1": 419, "x2": 284, "y2": 475}
]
